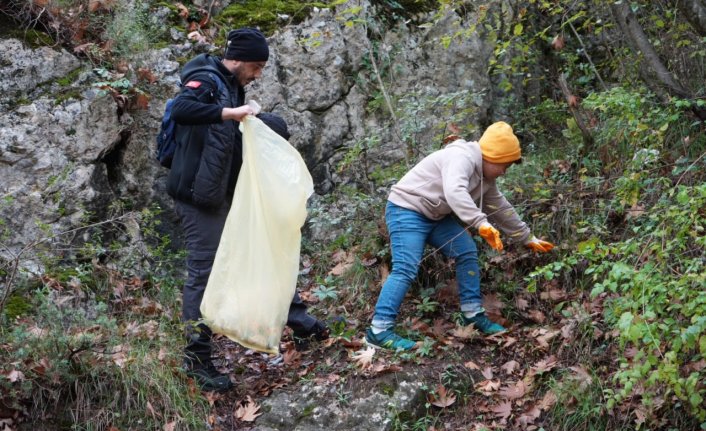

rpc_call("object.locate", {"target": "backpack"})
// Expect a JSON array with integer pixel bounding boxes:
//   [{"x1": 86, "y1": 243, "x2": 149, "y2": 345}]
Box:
[{"x1": 156, "y1": 69, "x2": 228, "y2": 168}]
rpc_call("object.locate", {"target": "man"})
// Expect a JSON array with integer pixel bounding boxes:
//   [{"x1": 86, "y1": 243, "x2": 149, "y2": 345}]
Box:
[
  {"x1": 166, "y1": 28, "x2": 328, "y2": 393},
  {"x1": 364, "y1": 122, "x2": 555, "y2": 351}
]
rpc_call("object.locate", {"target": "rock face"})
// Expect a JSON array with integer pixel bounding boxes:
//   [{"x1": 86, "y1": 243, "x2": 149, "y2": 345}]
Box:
[
  {"x1": 254, "y1": 371, "x2": 426, "y2": 431},
  {"x1": 0, "y1": 0, "x2": 496, "y2": 270}
]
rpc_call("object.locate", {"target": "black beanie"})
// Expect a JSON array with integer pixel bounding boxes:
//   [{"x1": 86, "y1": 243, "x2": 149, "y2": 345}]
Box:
[
  {"x1": 257, "y1": 112, "x2": 290, "y2": 140},
  {"x1": 224, "y1": 28, "x2": 269, "y2": 61}
]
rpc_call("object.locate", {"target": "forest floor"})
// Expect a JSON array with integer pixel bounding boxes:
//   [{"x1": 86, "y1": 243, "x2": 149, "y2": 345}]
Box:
[{"x1": 201, "y1": 249, "x2": 625, "y2": 431}]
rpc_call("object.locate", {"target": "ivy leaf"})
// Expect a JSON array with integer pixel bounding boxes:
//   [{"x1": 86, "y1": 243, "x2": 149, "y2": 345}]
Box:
[
  {"x1": 513, "y1": 23, "x2": 524, "y2": 36},
  {"x1": 617, "y1": 312, "x2": 634, "y2": 332}
]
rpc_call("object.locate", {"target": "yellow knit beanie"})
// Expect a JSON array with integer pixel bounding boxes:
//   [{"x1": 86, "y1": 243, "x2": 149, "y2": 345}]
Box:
[{"x1": 478, "y1": 121, "x2": 522, "y2": 163}]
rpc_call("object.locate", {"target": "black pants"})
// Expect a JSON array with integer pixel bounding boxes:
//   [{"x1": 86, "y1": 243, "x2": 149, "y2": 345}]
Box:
[{"x1": 175, "y1": 200, "x2": 317, "y2": 364}]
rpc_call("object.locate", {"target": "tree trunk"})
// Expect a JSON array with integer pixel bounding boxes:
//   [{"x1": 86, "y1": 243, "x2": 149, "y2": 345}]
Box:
[
  {"x1": 610, "y1": 1, "x2": 706, "y2": 120},
  {"x1": 558, "y1": 74, "x2": 594, "y2": 150},
  {"x1": 674, "y1": 0, "x2": 706, "y2": 36}
]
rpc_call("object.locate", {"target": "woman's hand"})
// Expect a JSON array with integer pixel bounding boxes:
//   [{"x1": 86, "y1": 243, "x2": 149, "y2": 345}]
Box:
[
  {"x1": 525, "y1": 236, "x2": 554, "y2": 253},
  {"x1": 479, "y1": 222, "x2": 503, "y2": 251}
]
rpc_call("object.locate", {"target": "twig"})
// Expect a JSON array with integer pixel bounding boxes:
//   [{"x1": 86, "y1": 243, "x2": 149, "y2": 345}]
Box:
[
  {"x1": 0, "y1": 212, "x2": 139, "y2": 313},
  {"x1": 567, "y1": 21, "x2": 607, "y2": 91},
  {"x1": 675, "y1": 150, "x2": 706, "y2": 186}
]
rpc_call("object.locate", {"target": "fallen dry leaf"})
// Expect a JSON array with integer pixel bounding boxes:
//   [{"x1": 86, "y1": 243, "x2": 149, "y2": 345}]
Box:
[
  {"x1": 4, "y1": 369, "x2": 25, "y2": 383},
  {"x1": 378, "y1": 263, "x2": 390, "y2": 285},
  {"x1": 431, "y1": 318, "x2": 452, "y2": 339},
  {"x1": 157, "y1": 347, "x2": 168, "y2": 361},
  {"x1": 527, "y1": 309, "x2": 546, "y2": 324},
  {"x1": 560, "y1": 321, "x2": 576, "y2": 341},
  {"x1": 436, "y1": 280, "x2": 457, "y2": 304},
  {"x1": 684, "y1": 359, "x2": 706, "y2": 373},
  {"x1": 481, "y1": 366, "x2": 494, "y2": 380},
  {"x1": 146, "y1": 400, "x2": 157, "y2": 419},
  {"x1": 428, "y1": 385, "x2": 457, "y2": 408},
  {"x1": 204, "y1": 391, "x2": 222, "y2": 407},
  {"x1": 351, "y1": 347, "x2": 375, "y2": 369},
  {"x1": 187, "y1": 31, "x2": 208, "y2": 43},
  {"x1": 530, "y1": 355, "x2": 558, "y2": 376},
  {"x1": 476, "y1": 379, "x2": 500, "y2": 394},
  {"x1": 500, "y1": 360, "x2": 520, "y2": 375},
  {"x1": 483, "y1": 293, "x2": 505, "y2": 315},
  {"x1": 176, "y1": 2, "x2": 189, "y2": 18},
  {"x1": 551, "y1": 34, "x2": 565, "y2": 50},
  {"x1": 234, "y1": 396, "x2": 262, "y2": 422},
  {"x1": 88, "y1": 0, "x2": 116, "y2": 12},
  {"x1": 538, "y1": 390, "x2": 558, "y2": 411},
  {"x1": 515, "y1": 404, "x2": 542, "y2": 430},
  {"x1": 540, "y1": 288, "x2": 568, "y2": 302},
  {"x1": 499, "y1": 380, "x2": 528, "y2": 400},
  {"x1": 283, "y1": 347, "x2": 301, "y2": 365},
  {"x1": 502, "y1": 336, "x2": 518, "y2": 348},
  {"x1": 464, "y1": 360, "x2": 481, "y2": 370},
  {"x1": 491, "y1": 401, "x2": 512, "y2": 423},
  {"x1": 329, "y1": 258, "x2": 354, "y2": 276},
  {"x1": 133, "y1": 93, "x2": 150, "y2": 111},
  {"x1": 569, "y1": 365, "x2": 592, "y2": 389},
  {"x1": 626, "y1": 203, "x2": 645, "y2": 220},
  {"x1": 451, "y1": 324, "x2": 479, "y2": 340},
  {"x1": 536, "y1": 329, "x2": 561, "y2": 349},
  {"x1": 634, "y1": 405, "x2": 648, "y2": 426}
]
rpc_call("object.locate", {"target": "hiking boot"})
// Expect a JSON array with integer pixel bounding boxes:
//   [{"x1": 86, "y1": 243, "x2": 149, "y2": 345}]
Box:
[
  {"x1": 293, "y1": 320, "x2": 330, "y2": 351},
  {"x1": 185, "y1": 360, "x2": 234, "y2": 393},
  {"x1": 462, "y1": 312, "x2": 506, "y2": 335},
  {"x1": 365, "y1": 327, "x2": 417, "y2": 351}
]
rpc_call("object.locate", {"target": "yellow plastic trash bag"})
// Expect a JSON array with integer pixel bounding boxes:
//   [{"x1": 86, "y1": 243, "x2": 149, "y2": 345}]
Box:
[{"x1": 200, "y1": 115, "x2": 314, "y2": 354}]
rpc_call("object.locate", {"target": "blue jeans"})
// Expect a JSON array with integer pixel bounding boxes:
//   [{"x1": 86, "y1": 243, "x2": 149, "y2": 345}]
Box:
[{"x1": 372, "y1": 202, "x2": 483, "y2": 330}]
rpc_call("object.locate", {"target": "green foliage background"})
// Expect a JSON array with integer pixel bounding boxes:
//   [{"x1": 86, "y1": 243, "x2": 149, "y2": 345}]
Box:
[{"x1": 0, "y1": 0, "x2": 704, "y2": 430}]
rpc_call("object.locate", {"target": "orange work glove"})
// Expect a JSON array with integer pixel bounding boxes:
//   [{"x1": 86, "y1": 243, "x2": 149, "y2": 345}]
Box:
[
  {"x1": 479, "y1": 223, "x2": 503, "y2": 251},
  {"x1": 525, "y1": 236, "x2": 555, "y2": 253}
]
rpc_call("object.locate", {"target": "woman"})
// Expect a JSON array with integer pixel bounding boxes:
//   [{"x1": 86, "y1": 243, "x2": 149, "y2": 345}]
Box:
[{"x1": 366, "y1": 122, "x2": 554, "y2": 350}]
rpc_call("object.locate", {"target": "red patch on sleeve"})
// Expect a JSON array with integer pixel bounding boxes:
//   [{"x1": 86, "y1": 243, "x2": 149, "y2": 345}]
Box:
[{"x1": 184, "y1": 81, "x2": 202, "y2": 88}]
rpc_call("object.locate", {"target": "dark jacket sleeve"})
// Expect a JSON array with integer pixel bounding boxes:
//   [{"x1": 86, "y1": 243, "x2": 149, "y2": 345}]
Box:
[{"x1": 171, "y1": 77, "x2": 223, "y2": 125}]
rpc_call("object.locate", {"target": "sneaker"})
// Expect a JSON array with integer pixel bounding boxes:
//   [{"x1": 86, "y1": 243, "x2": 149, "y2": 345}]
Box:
[
  {"x1": 462, "y1": 312, "x2": 506, "y2": 335},
  {"x1": 293, "y1": 320, "x2": 330, "y2": 351},
  {"x1": 185, "y1": 360, "x2": 234, "y2": 393},
  {"x1": 365, "y1": 327, "x2": 417, "y2": 351}
]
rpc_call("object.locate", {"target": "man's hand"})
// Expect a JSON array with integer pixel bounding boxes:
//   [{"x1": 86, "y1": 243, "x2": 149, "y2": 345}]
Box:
[
  {"x1": 525, "y1": 236, "x2": 554, "y2": 253},
  {"x1": 479, "y1": 222, "x2": 503, "y2": 251},
  {"x1": 222, "y1": 105, "x2": 257, "y2": 122}
]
